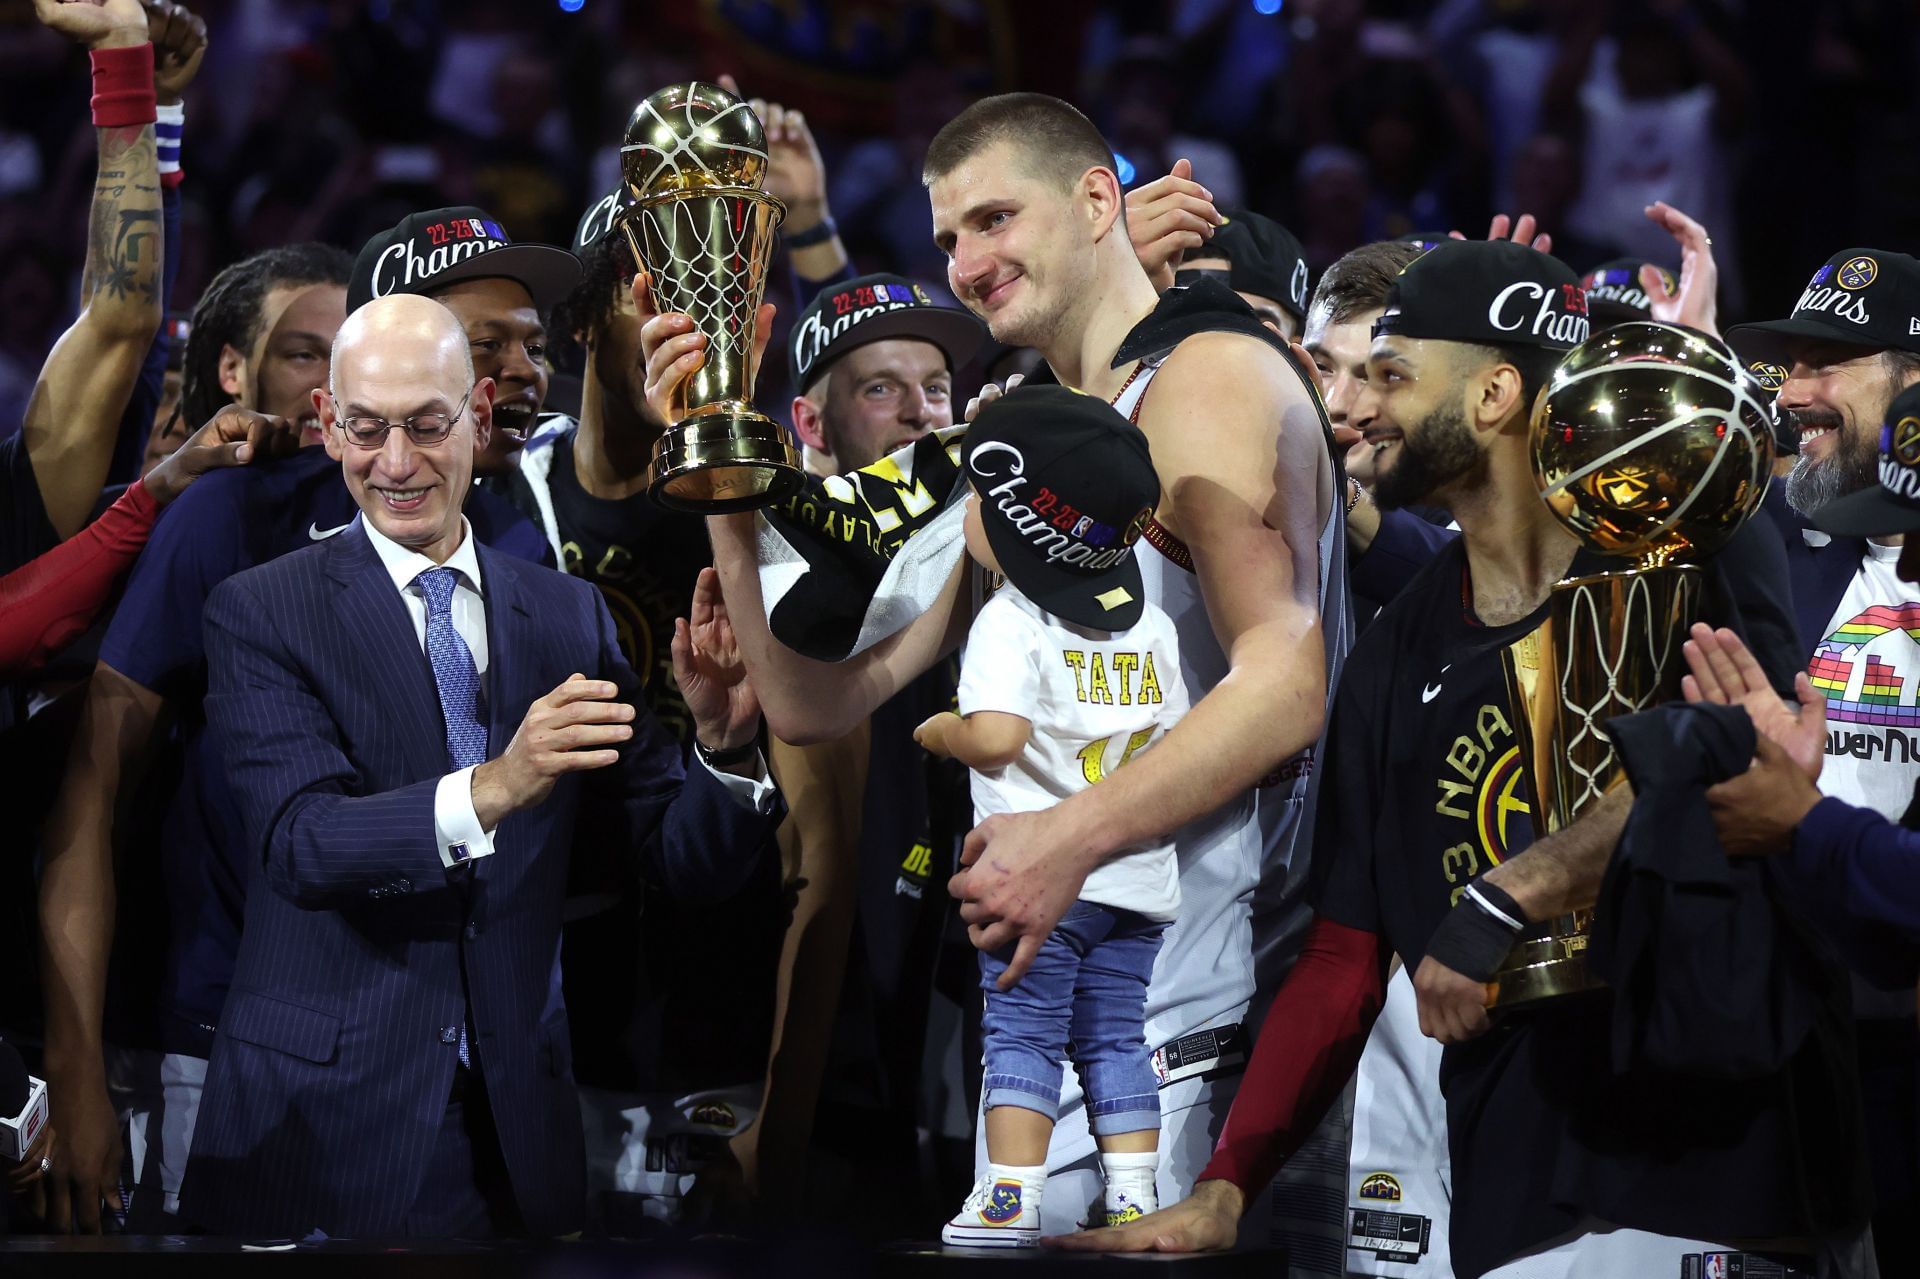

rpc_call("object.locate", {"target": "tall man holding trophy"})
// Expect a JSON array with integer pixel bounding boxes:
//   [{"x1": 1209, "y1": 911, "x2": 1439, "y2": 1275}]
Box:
[{"x1": 1074, "y1": 240, "x2": 1876, "y2": 1276}]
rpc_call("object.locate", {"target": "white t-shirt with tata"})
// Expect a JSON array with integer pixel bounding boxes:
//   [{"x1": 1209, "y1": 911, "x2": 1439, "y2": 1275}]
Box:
[
  {"x1": 956, "y1": 587, "x2": 1189, "y2": 922},
  {"x1": 1814, "y1": 540, "x2": 1920, "y2": 822}
]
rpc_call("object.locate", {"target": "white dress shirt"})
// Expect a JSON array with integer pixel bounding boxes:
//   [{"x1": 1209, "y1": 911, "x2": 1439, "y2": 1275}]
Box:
[{"x1": 360, "y1": 516, "x2": 774, "y2": 870}]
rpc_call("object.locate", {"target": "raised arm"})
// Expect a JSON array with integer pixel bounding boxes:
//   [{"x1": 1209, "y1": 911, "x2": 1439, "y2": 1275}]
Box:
[
  {"x1": 951, "y1": 333, "x2": 1334, "y2": 985},
  {"x1": 23, "y1": 0, "x2": 162, "y2": 539},
  {"x1": 695, "y1": 543, "x2": 972, "y2": 744}
]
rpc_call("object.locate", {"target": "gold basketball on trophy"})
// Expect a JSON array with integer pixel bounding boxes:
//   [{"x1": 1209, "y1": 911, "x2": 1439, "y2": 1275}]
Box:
[
  {"x1": 1496, "y1": 322, "x2": 1774, "y2": 1007},
  {"x1": 618, "y1": 82, "x2": 803, "y2": 512},
  {"x1": 1532, "y1": 321, "x2": 1775, "y2": 565}
]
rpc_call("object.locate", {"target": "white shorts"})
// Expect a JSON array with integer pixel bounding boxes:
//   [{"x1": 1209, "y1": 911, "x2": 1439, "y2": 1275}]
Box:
[
  {"x1": 1483, "y1": 1219, "x2": 1824, "y2": 1279},
  {"x1": 109, "y1": 1046, "x2": 205, "y2": 1222},
  {"x1": 1347, "y1": 966, "x2": 1452, "y2": 1276}
]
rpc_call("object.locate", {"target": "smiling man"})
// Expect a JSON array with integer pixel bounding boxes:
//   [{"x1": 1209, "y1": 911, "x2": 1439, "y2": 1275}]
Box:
[
  {"x1": 675, "y1": 92, "x2": 1349, "y2": 1260},
  {"x1": 182, "y1": 294, "x2": 780, "y2": 1239},
  {"x1": 35, "y1": 234, "x2": 553, "y2": 1233},
  {"x1": 347, "y1": 206, "x2": 579, "y2": 476},
  {"x1": 1727, "y1": 248, "x2": 1920, "y2": 1273},
  {"x1": 1071, "y1": 240, "x2": 1863, "y2": 1277}
]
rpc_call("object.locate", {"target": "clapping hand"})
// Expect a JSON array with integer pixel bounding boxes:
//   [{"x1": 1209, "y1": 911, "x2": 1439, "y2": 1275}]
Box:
[{"x1": 678, "y1": 568, "x2": 761, "y2": 755}]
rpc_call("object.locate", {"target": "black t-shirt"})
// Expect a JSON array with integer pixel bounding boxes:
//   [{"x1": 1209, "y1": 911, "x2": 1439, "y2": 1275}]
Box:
[
  {"x1": 1314, "y1": 517, "x2": 1799, "y2": 968},
  {"x1": 0, "y1": 432, "x2": 56, "y2": 578},
  {"x1": 1311, "y1": 517, "x2": 1808, "y2": 1275},
  {"x1": 520, "y1": 430, "x2": 783, "y2": 1093},
  {"x1": 544, "y1": 431, "x2": 711, "y2": 740}
]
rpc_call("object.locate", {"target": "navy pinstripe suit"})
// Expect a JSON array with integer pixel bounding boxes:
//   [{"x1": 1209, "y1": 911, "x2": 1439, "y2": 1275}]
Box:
[{"x1": 181, "y1": 518, "x2": 779, "y2": 1237}]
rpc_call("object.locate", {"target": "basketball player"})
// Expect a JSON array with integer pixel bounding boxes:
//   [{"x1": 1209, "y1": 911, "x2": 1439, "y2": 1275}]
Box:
[
  {"x1": 645, "y1": 95, "x2": 1349, "y2": 1267},
  {"x1": 1064, "y1": 238, "x2": 1869, "y2": 1279}
]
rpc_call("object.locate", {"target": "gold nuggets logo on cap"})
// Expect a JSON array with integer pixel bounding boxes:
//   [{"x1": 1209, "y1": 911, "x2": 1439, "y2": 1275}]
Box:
[
  {"x1": 1358, "y1": 1172, "x2": 1403, "y2": 1202},
  {"x1": 1839, "y1": 256, "x2": 1879, "y2": 290},
  {"x1": 1122, "y1": 505, "x2": 1153, "y2": 547},
  {"x1": 1747, "y1": 360, "x2": 1786, "y2": 392},
  {"x1": 1892, "y1": 415, "x2": 1920, "y2": 466}
]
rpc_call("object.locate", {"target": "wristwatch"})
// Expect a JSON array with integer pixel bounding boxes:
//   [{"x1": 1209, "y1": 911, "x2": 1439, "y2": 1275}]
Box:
[{"x1": 695, "y1": 738, "x2": 760, "y2": 771}]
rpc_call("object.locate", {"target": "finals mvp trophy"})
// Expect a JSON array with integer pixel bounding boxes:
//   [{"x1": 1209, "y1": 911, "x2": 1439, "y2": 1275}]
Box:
[
  {"x1": 1494, "y1": 321, "x2": 1774, "y2": 1006},
  {"x1": 618, "y1": 82, "x2": 803, "y2": 512}
]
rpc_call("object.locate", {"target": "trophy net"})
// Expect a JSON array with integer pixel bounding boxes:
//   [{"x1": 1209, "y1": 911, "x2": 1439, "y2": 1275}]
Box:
[{"x1": 629, "y1": 190, "x2": 781, "y2": 420}]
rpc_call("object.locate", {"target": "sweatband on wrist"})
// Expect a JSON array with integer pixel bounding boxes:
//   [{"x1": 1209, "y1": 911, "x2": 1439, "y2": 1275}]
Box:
[
  {"x1": 783, "y1": 216, "x2": 837, "y2": 249},
  {"x1": 1423, "y1": 879, "x2": 1527, "y2": 982},
  {"x1": 90, "y1": 44, "x2": 157, "y2": 128},
  {"x1": 156, "y1": 101, "x2": 183, "y2": 187}
]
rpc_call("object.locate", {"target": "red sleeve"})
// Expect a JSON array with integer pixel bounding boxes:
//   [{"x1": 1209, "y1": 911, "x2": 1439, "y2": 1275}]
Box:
[
  {"x1": 0, "y1": 479, "x2": 159, "y2": 677},
  {"x1": 1201, "y1": 916, "x2": 1389, "y2": 1197}
]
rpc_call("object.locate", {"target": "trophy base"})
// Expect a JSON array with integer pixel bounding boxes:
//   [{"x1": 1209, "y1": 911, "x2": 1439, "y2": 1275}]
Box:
[
  {"x1": 1490, "y1": 914, "x2": 1607, "y2": 1010},
  {"x1": 648, "y1": 407, "x2": 805, "y2": 514}
]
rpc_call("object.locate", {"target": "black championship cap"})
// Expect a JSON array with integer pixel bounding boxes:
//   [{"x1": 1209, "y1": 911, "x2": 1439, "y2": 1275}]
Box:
[
  {"x1": 573, "y1": 185, "x2": 633, "y2": 255},
  {"x1": 1581, "y1": 258, "x2": 1675, "y2": 327},
  {"x1": 348, "y1": 206, "x2": 582, "y2": 314},
  {"x1": 1727, "y1": 248, "x2": 1920, "y2": 363},
  {"x1": 963, "y1": 384, "x2": 1158, "y2": 632},
  {"x1": 1182, "y1": 210, "x2": 1311, "y2": 322},
  {"x1": 1812, "y1": 384, "x2": 1920, "y2": 538},
  {"x1": 1373, "y1": 239, "x2": 1590, "y2": 350},
  {"x1": 789, "y1": 273, "x2": 986, "y2": 391}
]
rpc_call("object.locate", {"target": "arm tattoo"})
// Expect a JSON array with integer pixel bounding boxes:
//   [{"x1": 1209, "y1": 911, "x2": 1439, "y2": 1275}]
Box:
[{"x1": 81, "y1": 124, "x2": 160, "y2": 306}]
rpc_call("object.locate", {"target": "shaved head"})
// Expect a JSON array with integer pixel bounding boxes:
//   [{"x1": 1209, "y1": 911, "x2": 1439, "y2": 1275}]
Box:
[
  {"x1": 320, "y1": 292, "x2": 493, "y2": 564},
  {"x1": 330, "y1": 293, "x2": 474, "y2": 401}
]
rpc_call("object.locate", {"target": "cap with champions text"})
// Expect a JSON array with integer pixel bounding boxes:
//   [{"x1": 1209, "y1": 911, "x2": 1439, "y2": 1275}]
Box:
[
  {"x1": 1177, "y1": 209, "x2": 1311, "y2": 322},
  {"x1": 1727, "y1": 248, "x2": 1920, "y2": 364},
  {"x1": 348, "y1": 205, "x2": 582, "y2": 314},
  {"x1": 789, "y1": 273, "x2": 986, "y2": 392},
  {"x1": 963, "y1": 384, "x2": 1159, "y2": 632},
  {"x1": 1373, "y1": 239, "x2": 1590, "y2": 350}
]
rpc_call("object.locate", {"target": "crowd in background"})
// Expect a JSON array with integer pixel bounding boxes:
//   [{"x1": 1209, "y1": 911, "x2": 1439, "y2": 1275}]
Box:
[
  {"x1": 2, "y1": 0, "x2": 1917, "y2": 437},
  {"x1": 6, "y1": 1, "x2": 1920, "y2": 1275}
]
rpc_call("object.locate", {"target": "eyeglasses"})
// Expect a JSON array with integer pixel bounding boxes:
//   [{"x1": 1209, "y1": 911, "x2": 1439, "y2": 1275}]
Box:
[{"x1": 333, "y1": 389, "x2": 472, "y2": 449}]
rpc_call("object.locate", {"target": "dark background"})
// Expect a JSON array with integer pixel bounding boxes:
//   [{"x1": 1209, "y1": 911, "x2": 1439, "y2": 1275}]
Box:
[{"x1": 0, "y1": 0, "x2": 1914, "y2": 430}]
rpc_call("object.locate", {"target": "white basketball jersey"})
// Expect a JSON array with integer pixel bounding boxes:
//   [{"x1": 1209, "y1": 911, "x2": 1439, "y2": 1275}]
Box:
[{"x1": 1113, "y1": 356, "x2": 1351, "y2": 1064}]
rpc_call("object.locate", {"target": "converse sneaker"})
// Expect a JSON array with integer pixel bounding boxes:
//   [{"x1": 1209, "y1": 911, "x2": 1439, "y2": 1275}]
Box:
[
  {"x1": 1104, "y1": 1183, "x2": 1156, "y2": 1226},
  {"x1": 941, "y1": 1172, "x2": 1042, "y2": 1247}
]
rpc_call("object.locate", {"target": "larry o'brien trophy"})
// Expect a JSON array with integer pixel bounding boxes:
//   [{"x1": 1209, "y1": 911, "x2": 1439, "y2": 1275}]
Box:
[
  {"x1": 617, "y1": 82, "x2": 803, "y2": 512},
  {"x1": 1494, "y1": 321, "x2": 1774, "y2": 1006}
]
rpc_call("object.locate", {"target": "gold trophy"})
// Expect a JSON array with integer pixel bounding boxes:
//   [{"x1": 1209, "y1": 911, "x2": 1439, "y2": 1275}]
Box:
[
  {"x1": 1494, "y1": 322, "x2": 1774, "y2": 1007},
  {"x1": 617, "y1": 82, "x2": 803, "y2": 512}
]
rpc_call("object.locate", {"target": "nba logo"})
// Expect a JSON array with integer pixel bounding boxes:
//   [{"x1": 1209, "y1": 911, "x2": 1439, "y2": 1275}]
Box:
[
  {"x1": 1704, "y1": 1254, "x2": 1727, "y2": 1279},
  {"x1": 874, "y1": 284, "x2": 891, "y2": 302}
]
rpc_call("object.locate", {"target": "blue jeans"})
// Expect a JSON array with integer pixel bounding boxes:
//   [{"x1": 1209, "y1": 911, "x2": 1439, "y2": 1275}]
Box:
[{"x1": 979, "y1": 900, "x2": 1167, "y2": 1138}]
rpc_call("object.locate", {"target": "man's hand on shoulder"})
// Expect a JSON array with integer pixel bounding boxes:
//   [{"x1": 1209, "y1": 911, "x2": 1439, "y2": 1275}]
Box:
[
  {"x1": 143, "y1": 406, "x2": 298, "y2": 505},
  {"x1": 471, "y1": 674, "x2": 635, "y2": 826}
]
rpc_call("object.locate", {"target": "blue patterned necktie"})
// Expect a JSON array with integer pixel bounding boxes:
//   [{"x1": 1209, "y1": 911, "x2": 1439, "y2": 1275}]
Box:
[
  {"x1": 416, "y1": 566, "x2": 487, "y2": 770},
  {"x1": 415, "y1": 565, "x2": 484, "y2": 1069}
]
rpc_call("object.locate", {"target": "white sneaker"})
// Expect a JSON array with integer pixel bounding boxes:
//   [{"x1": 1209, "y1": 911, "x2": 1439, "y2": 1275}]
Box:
[
  {"x1": 1103, "y1": 1183, "x2": 1157, "y2": 1227},
  {"x1": 941, "y1": 1173, "x2": 1041, "y2": 1247}
]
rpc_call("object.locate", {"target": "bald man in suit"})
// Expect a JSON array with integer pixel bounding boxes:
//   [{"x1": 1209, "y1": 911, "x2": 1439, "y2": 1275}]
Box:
[{"x1": 184, "y1": 294, "x2": 781, "y2": 1238}]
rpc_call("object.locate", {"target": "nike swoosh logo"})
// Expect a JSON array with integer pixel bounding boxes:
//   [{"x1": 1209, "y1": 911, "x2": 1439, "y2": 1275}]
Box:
[
  {"x1": 308, "y1": 521, "x2": 353, "y2": 540},
  {"x1": 1421, "y1": 664, "x2": 1452, "y2": 704}
]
